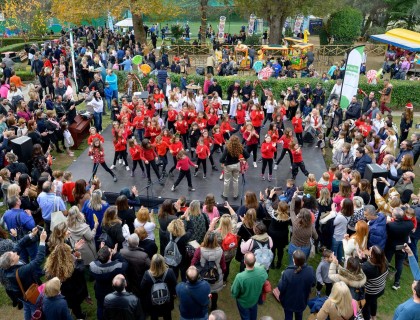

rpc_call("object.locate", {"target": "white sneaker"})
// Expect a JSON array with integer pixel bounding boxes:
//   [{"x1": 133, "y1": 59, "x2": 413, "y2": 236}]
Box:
[
  {"x1": 274, "y1": 164, "x2": 278, "y2": 170},
  {"x1": 253, "y1": 162, "x2": 257, "y2": 168},
  {"x1": 126, "y1": 166, "x2": 130, "y2": 171},
  {"x1": 219, "y1": 173, "x2": 224, "y2": 180},
  {"x1": 110, "y1": 165, "x2": 115, "y2": 169},
  {"x1": 118, "y1": 159, "x2": 122, "y2": 164}
]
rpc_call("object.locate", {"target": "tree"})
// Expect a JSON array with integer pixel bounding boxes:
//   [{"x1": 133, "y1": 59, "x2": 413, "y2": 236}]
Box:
[
  {"x1": 327, "y1": 7, "x2": 363, "y2": 44},
  {"x1": 4, "y1": 0, "x2": 51, "y2": 36},
  {"x1": 51, "y1": 0, "x2": 182, "y2": 44},
  {"x1": 233, "y1": 0, "x2": 342, "y2": 45}
]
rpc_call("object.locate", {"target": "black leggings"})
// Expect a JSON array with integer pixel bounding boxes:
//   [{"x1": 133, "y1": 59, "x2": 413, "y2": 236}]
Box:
[
  {"x1": 210, "y1": 292, "x2": 218, "y2": 311},
  {"x1": 292, "y1": 161, "x2": 309, "y2": 178},
  {"x1": 169, "y1": 155, "x2": 178, "y2": 174},
  {"x1": 145, "y1": 160, "x2": 161, "y2": 181},
  {"x1": 271, "y1": 244, "x2": 285, "y2": 268},
  {"x1": 159, "y1": 154, "x2": 168, "y2": 172},
  {"x1": 174, "y1": 169, "x2": 193, "y2": 188},
  {"x1": 181, "y1": 133, "x2": 188, "y2": 149},
  {"x1": 263, "y1": 113, "x2": 273, "y2": 125},
  {"x1": 363, "y1": 292, "x2": 382, "y2": 319},
  {"x1": 223, "y1": 260, "x2": 232, "y2": 282},
  {"x1": 246, "y1": 144, "x2": 258, "y2": 162},
  {"x1": 262, "y1": 158, "x2": 273, "y2": 175},
  {"x1": 210, "y1": 144, "x2": 223, "y2": 157},
  {"x1": 276, "y1": 148, "x2": 293, "y2": 165},
  {"x1": 195, "y1": 158, "x2": 207, "y2": 175},
  {"x1": 113, "y1": 151, "x2": 128, "y2": 166},
  {"x1": 316, "y1": 281, "x2": 333, "y2": 296},
  {"x1": 93, "y1": 162, "x2": 115, "y2": 178},
  {"x1": 296, "y1": 132, "x2": 303, "y2": 146},
  {"x1": 132, "y1": 160, "x2": 144, "y2": 172}
]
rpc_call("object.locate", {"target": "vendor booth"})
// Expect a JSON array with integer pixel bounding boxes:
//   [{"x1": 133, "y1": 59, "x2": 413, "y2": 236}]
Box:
[
  {"x1": 260, "y1": 45, "x2": 289, "y2": 60},
  {"x1": 290, "y1": 43, "x2": 314, "y2": 70}
]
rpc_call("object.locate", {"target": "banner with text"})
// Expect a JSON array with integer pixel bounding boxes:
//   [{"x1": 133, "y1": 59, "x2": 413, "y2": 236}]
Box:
[{"x1": 340, "y1": 45, "x2": 365, "y2": 109}]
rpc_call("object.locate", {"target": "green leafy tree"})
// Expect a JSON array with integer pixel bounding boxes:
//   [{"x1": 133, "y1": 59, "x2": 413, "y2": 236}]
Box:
[{"x1": 326, "y1": 7, "x2": 363, "y2": 44}]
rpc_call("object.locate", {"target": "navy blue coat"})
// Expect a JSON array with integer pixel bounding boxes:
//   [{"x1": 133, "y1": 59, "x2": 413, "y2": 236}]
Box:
[
  {"x1": 42, "y1": 295, "x2": 73, "y2": 320},
  {"x1": 353, "y1": 154, "x2": 372, "y2": 177},
  {"x1": 367, "y1": 213, "x2": 387, "y2": 250}
]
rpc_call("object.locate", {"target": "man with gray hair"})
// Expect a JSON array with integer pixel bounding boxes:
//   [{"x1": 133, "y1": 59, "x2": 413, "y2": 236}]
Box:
[
  {"x1": 411, "y1": 133, "x2": 420, "y2": 164},
  {"x1": 209, "y1": 309, "x2": 227, "y2": 320},
  {"x1": 120, "y1": 233, "x2": 150, "y2": 296},
  {"x1": 385, "y1": 207, "x2": 414, "y2": 290},
  {"x1": 37, "y1": 181, "x2": 67, "y2": 234},
  {"x1": 364, "y1": 205, "x2": 387, "y2": 250}
]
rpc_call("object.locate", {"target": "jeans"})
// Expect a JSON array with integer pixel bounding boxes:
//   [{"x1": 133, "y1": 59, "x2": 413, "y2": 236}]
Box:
[
  {"x1": 93, "y1": 111, "x2": 103, "y2": 132},
  {"x1": 112, "y1": 89, "x2": 118, "y2": 101},
  {"x1": 21, "y1": 299, "x2": 36, "y2": 320},
  {"x1": 288, "y1": 242, "x2": 311, "y2": 265},
  {"x1": 105, "y1": 98, "x2": 112, "y2": 111},
  {"x1": 385, "y1": 248, "x2": 405, "y2": 284},
  {"x1": 409, "y1": 237, "x2": 419, "y2": 262},
  {"x1": 223, "y1": 163, "x2": 240, "y2": 198},
  {"x1": 236, "y1": 301, "x2": 258, "y2": 320},
  {"x1": 284, "y1": 309, "x2": 303, "y2": 320},
  {"x1": 332, "y1": 238, "x2": 344, "y2": 263}
]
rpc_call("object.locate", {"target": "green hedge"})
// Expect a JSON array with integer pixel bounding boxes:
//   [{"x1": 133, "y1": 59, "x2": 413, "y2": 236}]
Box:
[
  {"x1": 114, "y1": 71, "x2": 419, "y2": 108},
  {"x1": 16, "y1": 71, "x2": 35, "y2": 81},
  {"x1": 0, "y1": 37, "x2": 58, "y2": 53}
]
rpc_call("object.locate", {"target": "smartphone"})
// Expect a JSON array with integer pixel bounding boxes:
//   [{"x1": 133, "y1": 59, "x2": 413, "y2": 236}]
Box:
[
  {"x1": 395, "y1": 245, "x2": 405, "y2": 251},
  {"x1": 274, "y1": 187, "x2": 283, "y2": 191},
  {"x1": 37, "y1": 225, "x2": 44, "y2": 233},
  {"x1": 297, "y1": 191, "x2": 304, "y2": 196},
  {"x1": 224, "y1": 201, "x2": 228, "y2": 206}
]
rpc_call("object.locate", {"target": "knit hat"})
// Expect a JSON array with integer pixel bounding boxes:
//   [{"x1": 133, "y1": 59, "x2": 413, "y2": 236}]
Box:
[{"x1": 406, "y1": 102, "x2": 413, "y2": 109}]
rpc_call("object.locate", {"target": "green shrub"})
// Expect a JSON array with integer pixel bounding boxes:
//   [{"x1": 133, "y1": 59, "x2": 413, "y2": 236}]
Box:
[
  {"x1": 115, "y1": 71, "x2": 420, "y2": 109},
  {"x1": 244, "y1": 34, "x2": 261, "y2": 46},
  {"x1": 327, "y1": 7, "x2": 363, "y2": 44},
  {"x1": 16, "y1": 71, "x2": 35, "y2": 81}
]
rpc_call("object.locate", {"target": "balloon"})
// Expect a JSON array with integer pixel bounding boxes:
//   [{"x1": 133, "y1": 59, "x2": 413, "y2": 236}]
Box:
[
  {"x1": 253, "y1": 61, "x2": 263, "y2": 72},
  {"x1": 132, "y1": 55, "x2": 143, "y2": 65},
  {"x1": 140, "y1": 64, "x2": 151, "y2": 75}
]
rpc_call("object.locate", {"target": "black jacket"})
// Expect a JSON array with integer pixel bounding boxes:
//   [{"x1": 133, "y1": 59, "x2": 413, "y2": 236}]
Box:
[
  {"x1": 103, "y1": 291, "x2": 144, "y2": 320},
  {"x1": 219, "y1": 148, "x2": 250, "y2": 166},
  {"x1": 120, "y1": 247, "x2": 150, "y2": 296},
  {"x1": 208, "y1": 84, "x2": 223, "y2": 98},
  {"x1": 385, "y1": 219, "x2": 414, "y2": 251},
  {"x1": 345, "y1": 102, "x2": 361, "y2": 119}
]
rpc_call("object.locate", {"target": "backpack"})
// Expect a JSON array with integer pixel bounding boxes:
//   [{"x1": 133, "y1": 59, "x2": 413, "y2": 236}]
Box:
[
  {"x1": 349, "y1": 285, "x2": 365, "y2": 303},
  {"x1": 252, "y1": 240, "x2": 273, "y2": 270},
  {"x1": 197, "y1": 257, "x2": 219, "y2": 284},
  {"x1": 164, "y1": 234, "x2": 182, "y2": 267},
  {"x1": 15, "y1": 212, "x2": 27, "y2": 239},
  {"x1": 149, "y1": 270, "x2": 170, "y2": 305},
  {"x1": 221, "y1": 233, "x2": 238, "y2": 251}
]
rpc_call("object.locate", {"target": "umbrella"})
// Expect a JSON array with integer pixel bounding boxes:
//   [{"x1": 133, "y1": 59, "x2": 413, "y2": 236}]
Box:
[
  {"x1": 366, "y1": 69, "x2": 377, "y2": 84},
  {"x1": 258, "y1": 66, "x2": 273, "y2": 80},
  {"x1": 140, "y1": 64, "x2": 151, "y2": 75},
  {"x1": 132, "y1": 55, "x2": 143, "y2": 65},
  {"x1": 253, "y1": 60, "x2": 263, "y2": 72}
]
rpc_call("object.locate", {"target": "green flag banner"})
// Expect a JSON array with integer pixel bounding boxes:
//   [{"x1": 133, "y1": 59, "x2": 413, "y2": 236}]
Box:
[{"x1": 339, "y1": 45, "x2": 365, "y2": 109}]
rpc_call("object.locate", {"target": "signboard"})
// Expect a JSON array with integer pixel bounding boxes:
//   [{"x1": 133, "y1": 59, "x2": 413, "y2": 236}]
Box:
[{"x1": 340, "y1": 45, "x2": 365, "y2": 109}]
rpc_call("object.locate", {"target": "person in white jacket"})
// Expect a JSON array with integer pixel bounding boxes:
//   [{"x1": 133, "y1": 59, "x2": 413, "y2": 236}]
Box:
[
  {"x1": 329, "y1": 79, "x2": 342, "y2": 99},
  {"x1": 89, "y1": 91, "x2": 104, "y2": 133},
  {"x1": 343, "y1": 220, "x2": 369, "y2": 265}
]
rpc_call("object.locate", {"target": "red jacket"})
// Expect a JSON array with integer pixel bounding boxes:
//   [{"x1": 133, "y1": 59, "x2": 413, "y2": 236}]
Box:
[
  {"x1": 175, "y1": 120, "x2": 188, "y2": 135},
  {"x1": 279, "y1": 135, "x2": 293, "y2": 149},
  {"x1": 291, "y1": 149, "x2": 303, "y2": 163},
  {"x1": 196, "y1": 145, "x2": 210, "y2": 159},
  {"x1": 140, "y1": 147, "x2": 157, "y2": 161},
  {"x1": 236, "y1": 109, "x2": 246, "y2": 125},
  {"x1": 113, "y1": 138, "x2": 127, "y2": 152},
  {"x1": 167, "y1": 109, "x2": 178, "y2": 122},
  {"x1": 169, "y1": 141, "x2": 184, "y2": 156},
  {"x1": 88, "y1": 133, "x2": 104, "y2": 145},
  {"x1": 250, "y1": 110, "x2": 264, "y2": 127},
  {"x1": 132, "y1": 115, "x2": 145, "y2": 130},
  {"x1": 261, "y1": 142, "x2": 277, "y2": 159},
  {"x1": 212, "y1": 132, "x2": 225, "y2": 145},
  {"x1": 243, "y1": 130, "x2": 259, "y2": 146},
  {"x1": 129, "y1": 145, "x2": 142, "y2": 161},
  {"x1": 292, "y1": 117, "x2": 303, "y2": 133},
  {"x1": 176, "y1": 156, "x2": 196, "y2": 171},
  {"x1": 206, "y1": 114, "x2": 218, "y2": 126}
]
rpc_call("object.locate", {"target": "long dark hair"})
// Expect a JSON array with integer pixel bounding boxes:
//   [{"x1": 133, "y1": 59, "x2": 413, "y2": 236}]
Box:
[
  {"x1": 293, "y1": 249, "x2": 306, "y2": 273},
  {"x1": 158, "y1": 199, "x2": 175, "y2": 219},
  {"x1": 369, "y1": 245, "x2": 387, "y2": 274}
]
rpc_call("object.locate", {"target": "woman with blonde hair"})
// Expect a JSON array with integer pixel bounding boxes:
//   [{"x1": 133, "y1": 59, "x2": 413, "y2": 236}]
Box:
[
  {"x1": 191, "y1": 231, "x2": 226, "y2": 311},
  {"x1": 44, "y1": 243, "x2": 88, "y2": 319},
  {"x1": 140, "y1": 254, "x2": 177, "y2": 320},
  {"x1": 220, "y1": 135, "x2": 250, "y2": 200},
  {"x1": 42, "y1": 277, "x2": 73, "y2": 320},
  {"x1": 102, "y1": 206, "x2": 125, "y2": 250},
  {"x1": 134, "y1": 206, "x2": 156, "y2": 240},
  {"x1": 47, "y1": 221, "x2": 71, "y2": 252},
  {"x1": 343, "y1": 220, "x2": 369, "y2": 263},
  {"x1": 167, "y1": 218, "x2": 193, "y2": 280},
  {"x1": 82, "y1": 188, "x2": 109, "y2": 240},
  {"x1": 67, "y1": 206, "x2": 98, "y2": 265},
  {"x1": 315, "y1": 281, "x2": 356, "y2": 320},
  {"x1": 181, "y1": 200, "x2": 209, "y2": 244}
]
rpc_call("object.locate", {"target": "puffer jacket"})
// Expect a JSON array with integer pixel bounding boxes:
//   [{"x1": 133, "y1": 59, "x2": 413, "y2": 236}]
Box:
[{"x1": 367, "y1": 213, "x2": 387, "y2": 250}]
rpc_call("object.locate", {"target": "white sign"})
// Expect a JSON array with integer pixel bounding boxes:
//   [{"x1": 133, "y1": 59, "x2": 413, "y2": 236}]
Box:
[{"x1": 340, "y1": 45, "x2": 365, "y2": 109}]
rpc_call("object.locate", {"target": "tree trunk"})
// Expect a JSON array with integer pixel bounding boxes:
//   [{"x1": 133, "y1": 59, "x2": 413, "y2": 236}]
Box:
[
  {"x1": 268, "y1": 13, "x2": 284, "y2": 45},
  {"x1": 362, "y1": 15, "x2": 372, "y2": 36},
  {"x1": 132, "y1": 12, "x2": 146, "y2": 45},
  {"x1": 200, "y1": 0, "x2": 208, "y2": 46}
]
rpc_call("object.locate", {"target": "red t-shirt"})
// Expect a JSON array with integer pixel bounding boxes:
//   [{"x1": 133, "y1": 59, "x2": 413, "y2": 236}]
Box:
[
  {"x1": 176, "y1": 157, "x2": 196, "y2": 171},
  {"x1": 243, "y1": 130, "x2": 259, "y2": 146},
  {"x1": 196, "y1": 145, "x2": 210, "y2": 159},
  {"x1": 169, "y1": 141, "x2": 184, "y2": 156},
  {"x1": 212, "y1": 132, "x2": 225, "y2": 145},
  {"x1": 279, "y1": 135, "x2": 293, "y2": 149},
  {"x1": 292, "y1": 117, "x2": 303, "y2": 133},
  {"x1": 236, "y1": 109, "x2": 246, "y2": 125},
  {"x1": 175, "y1": 120, "x2": 188, "y2": 135},
  {"x1": 250, "y1": 110, "x2": 264, "y2": 127},
  {"x1": 129, "y1": 145, "x2": 142, "y2": 161},
  {"x1": 87, "y1": 133, "x2": 104, "y2": 145},
  {"x1": 62, "y1": 182, "x2": 75, "y2": 203},
  {"x1": 292, "y1": 149, "x2": 303, "y2": 163},
  {"x1": 206, "y1": 114, "x2": 218, "y2": 126},
  {"x1": 261, "y1": 142, "x2": 277, "y2": 159},
  {"x1": 153, "y1": 141, "x2": 169, "y2": 156},
  {"x1": 167, "y1": 110, "x2": 178, "y2": 122},
  {"x1": 140, "y1": 147, "x2": 157, "y2": 161}
]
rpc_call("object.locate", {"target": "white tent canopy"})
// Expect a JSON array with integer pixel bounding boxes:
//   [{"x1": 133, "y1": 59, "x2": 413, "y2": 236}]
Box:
[{"x1": 115, "y1": 18, "x2": 133, "y2": 27}]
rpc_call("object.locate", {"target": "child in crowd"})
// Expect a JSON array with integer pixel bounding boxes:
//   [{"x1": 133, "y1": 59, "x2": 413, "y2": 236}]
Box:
[
  {"x1": 128, "y1": 138, "x2": 145, "y2": 178},
  {"x1": 171, "y1": 150, "x2": 198, "y2": 192},
  {"x1": 88, "y1": 138, "x2": 117, "y2": 182},
  {"x1": 261, "y1": 135, "x2": 276, "y2": 181},
  {"x1": 291, "y1": 142, "x2": 309, "y2": 180},
  {"x1": 275, "y1": 128, "x2": 293, "y2": 170},
  {"x1": 194, "y1": 137, "x2": 210, "y2": 178},
  {"x1": 317, "y1": 172, "x2": 332, "y2": 196},
  {"x1": 303, "y1": 173, "x2": 317, "y2": 198},
  {"x1": 279, "y1": 179, "x2": 297, "y2": 203},
  {"x1": 61, "y1": 171, "x2": 75, "y2": 205},
  {"x1": 87, "y1": 126, "x2": 104, "y2": 146},
  {"x1": 331, "y1": 171, "x2": 342, "y2": 194},
  {"x1": 243, "y1": 123, "x2": 259, "y2": 168},
  {"x1": 189, "y1": 122, "x2": 201, "y2": 159},
  {"x1": 52, "y1": 170, "x2": 64, "y2": 197},
  {"x1": 168, "y1": 135, "x2": 184, "y2": 177},
  {"x1": 292, "y1": 111, "x2": 303, "y2": 146},
  {"x1": 203, "y1": 193, "x2": 220, "y2": 221},
  {"x1": 111, "y1": 130, "x2": 130, "y2": 171},
  {"x1": 153, "y1": 135, "x2": 169, "y2": 176},
  {"x1": 316, "y1": 248, "x2": 334, "y2": 296},
  {"x1": 140, "y1": 138, "x2": 164, "y2": 185},
  {"x1": 316, "y1": 133, "x2": 326, "y2": 155},
  {"x1": 62, "y1": 122, "x2": 74, "y2": 157}
]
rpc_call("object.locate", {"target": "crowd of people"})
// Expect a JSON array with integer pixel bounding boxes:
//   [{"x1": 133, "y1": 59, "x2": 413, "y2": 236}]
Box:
[{"x1": 0, "y1": 25, "x2": 418, "y2": 320}]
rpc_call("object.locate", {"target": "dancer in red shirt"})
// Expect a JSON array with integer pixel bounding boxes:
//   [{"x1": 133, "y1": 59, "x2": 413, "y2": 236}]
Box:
[
  {"x1": 291, "y1": 142, "x2": 309, "y2": 180},
  {"x1": 167, "y1": 104, "x2": 178, "y2": 133},
  {"x1": 261, "y1": 135, "x2": 277, "y2": 181},
  {"x1": 140, "y1": 138, "x2": 164, "y2": 185},
  {"x1": 275, "y1": 128, "x2": 294, "y2": 170},
  {"x1": 171, "y1": 150, "x2": 198, "y2": 191},
  {"x1": 194, "y1": 138, "x2": 210, "y2": 178},
  {"x1": 202, "y1": 129, "x2": 218, "y2": 171},
  {"x1": 292, "y1": 111, "x2": 304, "y2": 146},
  {"x1": 128, "y1": 138, "x2": 145, "y2": 178},
  {"x1": 243, "y1": 123, "x2": 259, "y2": 167},
  {"x1": 110, "y1": 130, "x2": 130, "y2": 170},
  {"x1": 210, "y1": 125, "x2": 225, "y2": 156},
  {"x1": 88, "y1": 138, "x2": 117, "y2": 182},
  {"x1": 87, "y1": 127, "x2": 104, "y2": 145},
  {"x1": 153, "y1": 135, "x2": 169, "y2": 176},
  {"x1": 174, "y1": 114, "x2": 189, "y2": 150},
  {"x1": 168, "y1": 135, "x2": 184, "y2": 177}
]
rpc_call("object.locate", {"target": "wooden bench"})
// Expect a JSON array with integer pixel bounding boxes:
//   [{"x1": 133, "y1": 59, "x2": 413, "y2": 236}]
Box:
[{"x1": 69, "y1": 114, "x2": 92, "y2": 149}]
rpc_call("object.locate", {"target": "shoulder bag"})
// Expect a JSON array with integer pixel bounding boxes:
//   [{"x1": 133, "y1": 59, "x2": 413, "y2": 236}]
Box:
[
  {"x1": 51, "y1": 195, "x2": 67, "y2": 231},
  {"x1": 15, "y1": 268, "x2": 40, "y2": 305}
]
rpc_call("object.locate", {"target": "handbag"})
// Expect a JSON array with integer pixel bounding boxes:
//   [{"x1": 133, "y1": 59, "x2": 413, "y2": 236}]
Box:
[
  {"x1": 50, "y1": 195, "x2": 67, "y2": 231},
  {"x1": 272, "y1": 287, "x2": 281, "y2": 302},
  {"x1": 16, "y1": 268, "x2": 40, "y2": 305}
]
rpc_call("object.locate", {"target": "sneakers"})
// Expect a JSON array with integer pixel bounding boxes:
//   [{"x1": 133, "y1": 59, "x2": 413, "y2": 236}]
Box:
[
  {"x1": 119, "y1": 159, "x2": 122, "y2": 164},
  {"x1": 219, "y1": 173, "x2": 224, "y2": 180},
  {"x1": 203, "y1": 174, "x2": 206, "y2": 179},
  {"x1": 126, "y1": 166, "x2": 130, "y2": 171},
  {"x1": 212, "y1": 165, "x2": 219, "y2": 171},
  {"x1": 113, "y1": 176, "x2": 118, "y2": 182},
  {"x1": 141, "y1": 171, "x2": 146, "y2": 178},
  {"x1": 392, "y1": 283, "x2": 400, "y2": 290},
  {"x1": 188, "y1": 187, "x2": 196, "y2": 191},
  {"x1": 110, "y1": 165, "x2": 116, "y2": 169},
  {"x1": 253, "y1": 162, "x2": 257, "y2": 168},
  {"x1": 258, "y1": 158, "x2": 262, "y2": 163},
  {"x1": 171, "y1": 185, "x2": 175, "y2": 191},
  {"x1": 185, "y1": 148, "x2": 189, "y2": 152},
  {"x1": 194, "y1": 172, "x2": 198, "y2": 177},
  {"x1": 274, "y1": 164, "x2": 278, "y2": 170},
  {"x1": 261, "y1": 174, "x2": 266, "y2": 181},
  {"x1": 268, "y1": 175, "x2": 272, "y2": 182},
  {"x1": 130, "y1": 171, "x2": 134, "y2": 177}
]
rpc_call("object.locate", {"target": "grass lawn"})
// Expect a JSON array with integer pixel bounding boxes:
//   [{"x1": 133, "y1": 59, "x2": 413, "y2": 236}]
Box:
[{"x1": 0, "y1": 111, "x2": 418, "y2": 319}]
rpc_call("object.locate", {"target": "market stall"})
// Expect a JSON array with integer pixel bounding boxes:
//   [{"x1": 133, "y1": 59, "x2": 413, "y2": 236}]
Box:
[
  {"x1": 259, "y1": 45, "x2": 289, "y2": 60},
  {"x1": 290, "y1": 43, "x2": 314, "y2": 70}
]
